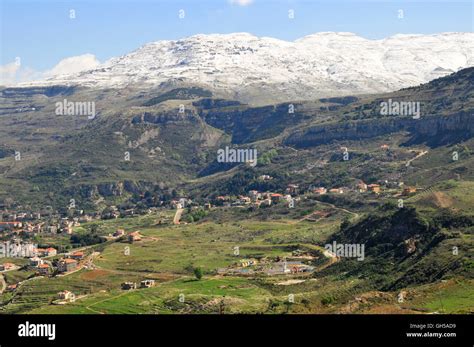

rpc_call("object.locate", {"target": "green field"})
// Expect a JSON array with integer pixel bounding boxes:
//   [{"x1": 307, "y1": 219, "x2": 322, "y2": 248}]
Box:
[{"x1": 1, "y1": 204, "x2": 472, "y2": 314}]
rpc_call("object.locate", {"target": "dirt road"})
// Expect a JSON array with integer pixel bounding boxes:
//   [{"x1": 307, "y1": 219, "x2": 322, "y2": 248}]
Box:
[
  {"x1": 173, "y1": 208, "x2": 184, "y2": 225},
  {"x1": 406, "y1": 150, "x2": 428, "y2": 167}
]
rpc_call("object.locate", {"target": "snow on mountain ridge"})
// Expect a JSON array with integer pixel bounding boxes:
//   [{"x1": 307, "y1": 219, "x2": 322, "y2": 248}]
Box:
[{"x1": 19, "y1": 32, "x2": 474, "y2": 103}]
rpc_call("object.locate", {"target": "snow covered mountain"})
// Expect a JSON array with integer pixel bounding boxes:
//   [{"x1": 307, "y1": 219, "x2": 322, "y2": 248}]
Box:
[{"x1": 21, "y1": 32, "x2": 474, "y2": 103}]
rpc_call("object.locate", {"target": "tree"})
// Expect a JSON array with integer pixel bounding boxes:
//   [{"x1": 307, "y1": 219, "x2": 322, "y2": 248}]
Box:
[
  {"x1": 340, "y1": 218, "x2": 351, "y2": 231},
  {"x1": 193, "y1": 267, "x2": 203, "y2": 280}
]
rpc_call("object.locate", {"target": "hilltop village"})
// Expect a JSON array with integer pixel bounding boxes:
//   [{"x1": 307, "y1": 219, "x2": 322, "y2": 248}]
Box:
[
  {"x1": 0, "y1": 175, "x2": 418, "y2": 237},
  {"x1": 0, "y1": 175, "x2": 421, "y2": 293}
]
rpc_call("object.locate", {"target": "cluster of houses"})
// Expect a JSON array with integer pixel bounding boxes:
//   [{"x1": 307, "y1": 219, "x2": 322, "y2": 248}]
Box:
[
  {"x1": 0, "y1": 212, "x2": 88, "y2": 236},
  {"x1": 100, "y1": 205, "x2": 145, "y2": 219},
  {"x1": 0, "y1": 244, "x2": 58, "y2": 274},
  {"x1": 265, "y1": 261, "x2": 315, "y2": 276},
  {"x1": 56, "y1": 290, "x2": 76, "y2": 303},
  {"x1": 170, "y1": 198, "x2": 192, "y2": 210},
  {"x1": 34, "y1": 247, "x2": 57, "y2": 257},
  {"x1": 206, "y1": 180, "x2": 418, "y2": 211},
  {"x1": 1, "y1": 205, "x2": 154, "y2": 255},
  {"x1": 0, "y1": 204, "x2": 157, "y2": 237},
  {"x1": 310, "y1": 180, "x2": 416, "y2": 196},
  {"x1": 0, "y1": 178, "x2": 419, "y2": 242},
  {"x1": 107, "y1": 229, "x2": 143, "y2": 243},
  {"x1": 121, "y1": 279, "x2": 156, "y2": 290},
  {"x1": 213, "y1": 189, "x2": 299, "y2": 209},
  {"x1": 27, "y1": 249, "x2": 85, "y2": 276},
  {"x1": 218, "y1": 258, "x2": 315, "y2": 276},
  {"x1": 0, "y1": 245, "x2": 59, "y2": 276}
]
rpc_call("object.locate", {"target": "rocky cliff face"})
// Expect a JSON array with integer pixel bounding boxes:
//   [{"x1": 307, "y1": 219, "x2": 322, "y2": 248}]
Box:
[
  {"x1": 284, "y1": 112, "x2": 474, "y2": 148},
  {"x1": 65, "y1": 180, "x2": 154, "y2": 199},
  {"x1": 200, "y1": 103, "x2": 307, "y2": 144},
  {"x1": 97, "y1": 182, "x2": 124, "y2": 197},
  {"x1": 131, "y1": 111, "x2": 196, "y2": 125}
]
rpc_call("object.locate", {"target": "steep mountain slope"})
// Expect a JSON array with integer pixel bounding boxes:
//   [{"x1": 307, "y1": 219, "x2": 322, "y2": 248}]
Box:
[
  {"x1": 187, "y1": 67, "x2": 474, "y2": 198},
  {"x1": 0, "y1": 67, "x2": 473, "y2": 209},
  {"x1": 18, "y1": 32, "x2": 474, "y2": 104},
  {"x1": 323, "y1": 206, "x2": 473, "y2": 291},
  {"x1": 284, "y1": 67, "x2": 474, "y2": 148}
]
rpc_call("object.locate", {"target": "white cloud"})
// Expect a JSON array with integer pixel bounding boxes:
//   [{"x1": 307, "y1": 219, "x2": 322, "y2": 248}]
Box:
[
  {"x1": 0, "y1": 62, "x2": 21, "y2": 85},
  {"x1": 229, "y1": 0, "x2": 254, "y2": 6},
  {"x1": 0, "y1": 54, "x2": 100, "y2": 86},
  {"x1": 45, "y1": 53, "x2": 100, "y2": 77}
]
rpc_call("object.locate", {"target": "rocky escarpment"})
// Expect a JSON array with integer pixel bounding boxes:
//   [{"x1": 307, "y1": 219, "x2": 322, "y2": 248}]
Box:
[
  {"x1": 131, "y1": 111, "x2": 198, "y2": 125},
  {"x1": 284, "y1": 111, "x2": 474, "y2": 148},
  {"x1": 0, "y1": 85, "x2": 77, "y2": 98},
  {"x1": 200, "y1": 103, "x2": 309, "y2": 144},
  {"x1": 65, "y1": 180, "x2": 154, "y2": 199}
]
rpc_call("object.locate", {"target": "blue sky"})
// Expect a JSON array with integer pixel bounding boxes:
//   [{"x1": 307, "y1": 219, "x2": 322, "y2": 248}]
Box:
[{"x1": 1, "y1": 0, "x2": 472, "y2": 72}]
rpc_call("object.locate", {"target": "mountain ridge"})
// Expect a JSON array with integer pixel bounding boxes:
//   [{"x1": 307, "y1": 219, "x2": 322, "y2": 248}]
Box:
[
  {"x1": 0, "y1": 67, "x2": 472, "y2": 209},
  {"x1": 16, "y1": 32, "x2": 474, "y2": 104}
]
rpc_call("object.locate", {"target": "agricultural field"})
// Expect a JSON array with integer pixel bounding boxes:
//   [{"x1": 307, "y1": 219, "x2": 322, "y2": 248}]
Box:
[
  {"x1": 0, "y1": 69, "x2": 473, "y2": 316},
  {"x1": 2, "y1": 203, "x2": 472, "y2": 314}
]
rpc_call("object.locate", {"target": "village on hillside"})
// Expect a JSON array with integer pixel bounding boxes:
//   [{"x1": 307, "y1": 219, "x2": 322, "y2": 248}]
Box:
[{"x1": 0, "y1": 175, "x2": 421, "y2": 300}]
